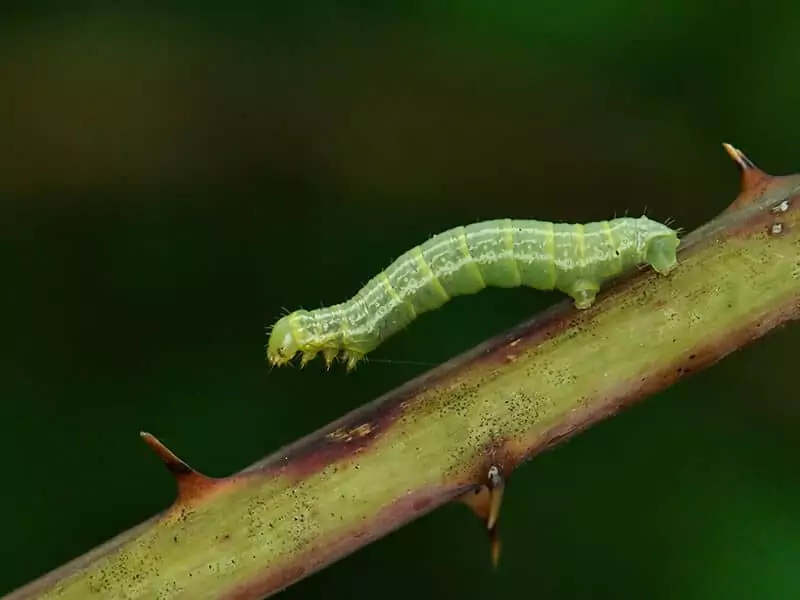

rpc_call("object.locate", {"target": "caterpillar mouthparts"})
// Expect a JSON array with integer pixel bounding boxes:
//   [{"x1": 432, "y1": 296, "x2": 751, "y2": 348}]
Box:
[{"x1": 266, "y1": 216, "x2": 680, "y2": 371}]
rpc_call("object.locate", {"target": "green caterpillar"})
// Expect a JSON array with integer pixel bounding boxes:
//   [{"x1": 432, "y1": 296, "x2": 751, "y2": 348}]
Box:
[{"x1": 267, "y1": 216, "x2": 680, "y2": 370}]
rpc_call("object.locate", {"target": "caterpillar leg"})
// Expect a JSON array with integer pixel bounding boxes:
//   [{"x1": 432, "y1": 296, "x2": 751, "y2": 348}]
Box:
[
  {"x1": 645, "y1": 233, "x2": 680, "y2": 276},
  {"x1": 342, "y1": 349, "x2": 365, "y2": 371},
  {"x1": 299, "y1": 350, "x2": 318, "y2": 368},
  {"x1": 649, "y1": 252, "x2": 678, "y2": 276},
  {"x1": 323, "y1": 348, "x2": 339, "y2": 370},
  {"x1": 571, "y1": 287, "x2": 597, "y2": 310}
]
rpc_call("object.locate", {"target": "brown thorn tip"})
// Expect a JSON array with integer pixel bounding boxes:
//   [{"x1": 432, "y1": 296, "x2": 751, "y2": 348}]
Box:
[
  {"x1": 490, "y1": 529, "x2": 502, "y2": 569},
  {"x1": 721, "y1": 142, "x2": 773, "y2": 210},
  {"x1": 722, "y1": 142, "x2": 756, "y2": 170},
  {"x1": 140, "y1": 432, "x2": 216, "y2": 502},
  {"x1": 140, "y1": 432, "x2": 193, "y2": 475}
]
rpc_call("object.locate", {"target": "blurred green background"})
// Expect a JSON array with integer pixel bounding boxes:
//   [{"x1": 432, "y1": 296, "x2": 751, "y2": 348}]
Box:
[{"x1": 2, "y1": 3, "x2": 800, "y2": 599}]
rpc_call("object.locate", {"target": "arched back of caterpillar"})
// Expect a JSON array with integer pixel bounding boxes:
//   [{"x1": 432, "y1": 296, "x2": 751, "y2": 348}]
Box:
[{"x1": 267, "y1": 216, "x2": 680, "y2": 371}]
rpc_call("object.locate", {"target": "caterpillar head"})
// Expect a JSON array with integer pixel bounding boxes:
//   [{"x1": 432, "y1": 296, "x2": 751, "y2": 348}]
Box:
[
  {"x1": 267, "y1": 312, "x2": 305, "y2": 366},
  {"x1": 641, "y1": 219, "x2": 680, "y2": 276}
]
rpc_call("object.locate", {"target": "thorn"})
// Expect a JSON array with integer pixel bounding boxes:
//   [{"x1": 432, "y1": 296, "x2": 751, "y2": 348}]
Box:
[
  {"x1": 721, "y1": 142, "x2": 772, "y2": 207},
  {"x1": 722, "y1": 142, "x2": 757, "y2": 171},
  {"x1": 459, "y1": 464, "x2": 507, "y2": 569},
  {"x1": 140, "y1": 432, "x2": 216, "y2": 503},
  {"x1": 486, "y1": 465, "x2": 505, "y2": 531}
]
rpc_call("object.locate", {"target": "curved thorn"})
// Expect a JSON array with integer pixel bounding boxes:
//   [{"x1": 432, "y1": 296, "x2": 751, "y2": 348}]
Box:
[
  {"x1": 722, "y1": 142, "x2": 757, "y2": 171},
  {"x1": 486, "y1": 465, "x2": 505, "y2": 532},
  {"x1": 140, "y1": 432, "x2": 216, "y2": 503},
  {"x1": 721, "y1": 142, "x2": 772, "y2": 208},
  {"x1": 459, "y1": 464, "x2": 507, "y2": 567}
]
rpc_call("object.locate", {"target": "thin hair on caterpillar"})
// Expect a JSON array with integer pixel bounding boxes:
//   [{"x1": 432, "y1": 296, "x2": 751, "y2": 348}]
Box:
[
  {"x1": 337, "y1": 355, "x2": 438, "y2": 370},
  {"x1": 366, "y1": 357, "x2": 437, "y2": 367},
  {"x1": 266, "y1": 215, "x2": 681, "y2": 371},
  {"x1": 662, "y1": 216, "x2": 685, "y2": 237}
]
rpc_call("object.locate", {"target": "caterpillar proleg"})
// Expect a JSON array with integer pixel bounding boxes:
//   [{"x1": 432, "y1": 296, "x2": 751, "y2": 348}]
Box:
[{"x1": 267, "y1": 216, "x2": 680, "y2": 370}]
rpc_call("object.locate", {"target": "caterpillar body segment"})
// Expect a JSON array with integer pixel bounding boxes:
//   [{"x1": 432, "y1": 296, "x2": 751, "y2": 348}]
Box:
[{"x1": 267, "y1": 216, "x2": 680, "y2": 370}]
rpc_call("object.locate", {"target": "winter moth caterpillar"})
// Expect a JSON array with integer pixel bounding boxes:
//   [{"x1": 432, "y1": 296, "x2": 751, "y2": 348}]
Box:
[{"x1": 267, "y1": 216, "x2": 680, "y2": 370}]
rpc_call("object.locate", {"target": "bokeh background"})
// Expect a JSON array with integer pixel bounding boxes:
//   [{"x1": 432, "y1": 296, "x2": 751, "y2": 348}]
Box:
[{"x1": 2, "y1": 3, "x2": 800, "y2": 599}]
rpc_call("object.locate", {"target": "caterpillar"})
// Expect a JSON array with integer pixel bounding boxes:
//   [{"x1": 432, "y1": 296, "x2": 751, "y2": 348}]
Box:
[{"x1": 267, "y1": 216, "x2": 680, "y2": 371}]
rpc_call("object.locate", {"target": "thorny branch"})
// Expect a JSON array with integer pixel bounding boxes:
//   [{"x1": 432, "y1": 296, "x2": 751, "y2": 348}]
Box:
[{"x1": 5, "y1": 145, "x2": 800, "y2": 600}]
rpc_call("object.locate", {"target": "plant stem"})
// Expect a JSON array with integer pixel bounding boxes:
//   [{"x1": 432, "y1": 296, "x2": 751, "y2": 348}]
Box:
[{"x1": 5, "y1": 146, "x2": 799, "y2": 600}]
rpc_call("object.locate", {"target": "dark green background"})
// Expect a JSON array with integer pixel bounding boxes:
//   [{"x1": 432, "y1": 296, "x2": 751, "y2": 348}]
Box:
[{"x1": 2, "y1": 3, "x2": 799, "y2": 598}]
